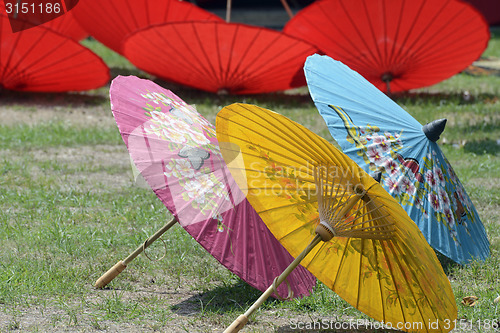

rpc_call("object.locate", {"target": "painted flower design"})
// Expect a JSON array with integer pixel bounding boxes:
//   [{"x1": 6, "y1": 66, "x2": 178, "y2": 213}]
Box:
[
  {"x1": 456, "y1": 186, "x2": 466, "y2": 204},
  {"x1": 433, "y1": 166, "x2": 445, "y2": 187},
  {"x1": 166, "y1": 128, "x2": 188, "y2": 144},
  {"x1": 367, "y1": 145, "x2": 386, "y2": 165},
  {"x1": 193, "y1": 173, "x2": 215, "y2": 194},
  {"x1": 141, "y1": 93, "x2": 160, "y2": 104},
  {"x1": 428, "y1": 192, "x2": 441, "y2": 211},
  {"x1": 384, "y1": 159, "x2": 400, "y2": 177},
  {"x1": 176, "y1": 159, "x2": 196, "y2": 178},
  {"x1": 369, "y1": 134, "x2": 390, "y2": 152},
  {"x1": 171, "y1": 120, "x2": 190, "y2": 132},
  {"x1": 414, "y1": 193, "x2": 423, "y2": 209},
  {"x1": 189, "y1": 131, "x2": 211, "y2": 145},
  {"x1": 165, "y1": 159, "x2": 192, "y2": 178},
  {"x1": 400, "y1": 177, "x2": 416, "y2": 196},
  {"x1": 151, "y1": 92, "x2": 172, "y2": 104},
  {"x1": 425, "y1": 170, "x2": 437, "y2": 188},
  {"x1": 141, "y1": 91, "x2": 220, "y2": 155},
  {"x1": 386, "y1": 178, "x2": 402, "y2": 195},
  {"x1": 438, "y1": 189, "x2": 451, "y2": 210},
  {"x1": 369, "y1": 133, "x2": 381, "y2": 143},
  {"x1": 377, "y1": 140, "x2": 391, "y2": 153},
  {"x1": 150, "y1": 110, "x2": 171, "y2": 123},
  {"x1": 447, "y1": 164, "x2": 458, "y2": 183},
  {"x1": 443, "y1": 208, "x2": 455, "y2": 228}
]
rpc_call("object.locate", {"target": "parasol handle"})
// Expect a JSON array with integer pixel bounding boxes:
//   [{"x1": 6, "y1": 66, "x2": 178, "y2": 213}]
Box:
[
  {"x1": 223, "y1": 234, "x2": 322, "y2": 333},
  {"x1": 224, "y1": 315, "x2": 249, "y2": 333},
  {"x1": 94, "y1": 260, "x2": 127, "y2": 289},
  {"x1": 94, "y1": 216, "x2": 178, "y2": 288}
]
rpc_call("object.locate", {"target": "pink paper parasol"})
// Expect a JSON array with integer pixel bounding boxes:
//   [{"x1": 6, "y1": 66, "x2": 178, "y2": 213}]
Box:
[{"x1": 108, "y1": 75, "x2": 316, "y2": 298}]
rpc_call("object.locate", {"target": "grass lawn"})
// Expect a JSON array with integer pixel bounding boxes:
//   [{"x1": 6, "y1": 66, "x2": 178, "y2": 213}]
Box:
[{"x1": 0, "y1": 28, "x2": 499, "y2": 332}]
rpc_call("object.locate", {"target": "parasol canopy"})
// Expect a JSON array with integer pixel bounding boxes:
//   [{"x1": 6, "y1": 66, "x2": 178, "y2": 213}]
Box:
[
  {"x1": 217, "y1": 103, "x2": 457, "y2": 332},
  {"x1": 109, "y1": 75, "x2": 316, "y2": 298},
  {"x1": 304, "y1": 54, "x2": 490, "y2": 265},
  {"x1": 123, "y1": 21, "x2": 318, "y2": 94},
  {"x1": 72, "y1": 0, "x2": 222, "y2": 54},
  {"x1": 38, "y1": 10, "x2": 88, "y2": 41},
  {"x1": 0, "y1": 13, "x2": 109, "y2": 92},
  {"x1": 283, "y1": 0, "x2": 490, "y2": 93}
]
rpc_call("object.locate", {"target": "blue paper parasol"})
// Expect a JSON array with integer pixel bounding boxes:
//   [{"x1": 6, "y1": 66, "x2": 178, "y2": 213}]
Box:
[{"x1": 304, "y1": 54, "x2": 490, "y2": 265}]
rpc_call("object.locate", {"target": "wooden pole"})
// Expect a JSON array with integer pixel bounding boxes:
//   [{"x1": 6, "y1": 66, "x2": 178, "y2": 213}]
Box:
[
  {"x1": 226, "y1": 0, "x2": 232, "y2": 22},
  {"x1": 94, "y1": 216, "x2": 178, "y2": 288},
  {"x1": 223, "y1": 234, "x2": 322, "y2": 333},
  {"x1": 280, "y1": 0, "x2": 294, "y2": 19}
]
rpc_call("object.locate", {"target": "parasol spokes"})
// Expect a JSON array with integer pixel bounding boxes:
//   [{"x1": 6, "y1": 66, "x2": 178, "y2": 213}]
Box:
[{"x1": 314, "y1": 164, "x2": 395, "y2": 241}]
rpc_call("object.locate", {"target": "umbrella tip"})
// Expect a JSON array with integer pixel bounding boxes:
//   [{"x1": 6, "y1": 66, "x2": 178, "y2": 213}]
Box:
[
  {"x1": 422, "y1": 118, "x2": 447, "y2": 142},
  {"x1": 381, "y1": 72, "x2": 393, "y2": 94},
  {"x1": 371, "y1": 171, "x2": 382, "y2": 183},
  {"x1": 218, "y1": 88, "x2": 229, "y2": 95}
]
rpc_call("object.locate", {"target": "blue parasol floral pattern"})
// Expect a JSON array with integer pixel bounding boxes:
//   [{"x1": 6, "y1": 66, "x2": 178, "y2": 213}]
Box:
[{"x1": 305, "y1": 54, "x2": 490, "y2": 264}]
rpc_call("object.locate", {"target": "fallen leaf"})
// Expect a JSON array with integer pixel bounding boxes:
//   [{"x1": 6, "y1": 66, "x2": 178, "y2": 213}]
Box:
[{"x1": 461, "y1": 295, "x2": 479, "y2": 307}]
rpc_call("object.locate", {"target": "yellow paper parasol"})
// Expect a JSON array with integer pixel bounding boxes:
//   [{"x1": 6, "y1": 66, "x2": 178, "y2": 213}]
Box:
[{"x1": 216, "y1": 103, "x2": 457, "y2": 333}]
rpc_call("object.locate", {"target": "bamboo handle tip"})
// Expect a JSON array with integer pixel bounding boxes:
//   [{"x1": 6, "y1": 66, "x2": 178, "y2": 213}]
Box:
[
  {"x1": 94, "y1": 261, "x2": 127, "y2": 289},
  {"x1": 223, "y1": 314, "x2": 249, "y2": 333}
]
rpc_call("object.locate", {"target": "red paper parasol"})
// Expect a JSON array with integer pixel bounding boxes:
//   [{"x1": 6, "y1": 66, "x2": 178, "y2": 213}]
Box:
[
  {"x1": 72, "y1": 0, "x2": 223, "y2": 54},
  {"x1": 108, "y1": 75, "x2": 316, "y2": 298},
  {"x1": 283, "y1": 0, "x2": 490, "y2": 93},
  {"x1": 0, "y1": 13, "x2": 109, "y2": 92},
  {"x1": 39, "y1": 11, "x2": 88, "y2": 41},
  {"x1": 123, "y1": 21, "x2": 318, "y2": 94}
]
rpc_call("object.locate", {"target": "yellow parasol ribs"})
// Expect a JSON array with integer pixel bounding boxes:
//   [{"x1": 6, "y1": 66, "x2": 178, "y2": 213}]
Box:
[
  {"x1": 217, "y1": 103, "x2": 457, "y2": 333},
  {"x1": 314, "y1": 164, "x2": 394, "y2": 241}
]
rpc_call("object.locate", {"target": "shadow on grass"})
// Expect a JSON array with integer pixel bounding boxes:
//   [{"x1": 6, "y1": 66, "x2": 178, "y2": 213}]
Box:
[
  {"x1": 0, "y1": 65, "x2": 146, "y2": 108},
  {"x1": 463, "y1": 139, "x2": 500, "y2": 155},
  {"x1": 107, "y1": 65, "x2": 315, "y2": 108},
  {"x1": 171, "y1": 282, "x2": 401, "y2": 332},
  {"x1": 1, "y1": 70, "x2": 314, "y2": 110},
  {"x1": 392, "y1": 91, "x2": 499, "y2": 106},
  {"x1": 170, "y1": 279, "x2": 264, "y2": 316},
  {"x1": 0, "y1": 89, "x2": 109, "y2": 107},
  {"x1": 151, "y1": 78, "x2": 314, "y2": 108},
  {"x1": 435, "y1": 251, "x2": 462, "y2": 276}
]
